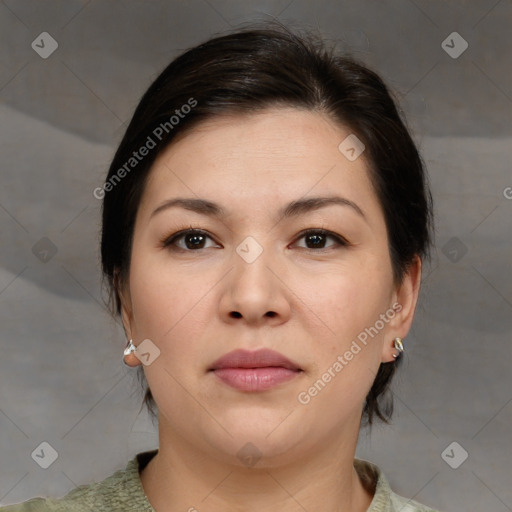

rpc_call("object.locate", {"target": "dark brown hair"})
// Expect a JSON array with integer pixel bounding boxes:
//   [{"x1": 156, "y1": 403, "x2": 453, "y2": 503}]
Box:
[{"x1": 100, "y1": 22, "x2": 433, "y2": 427}]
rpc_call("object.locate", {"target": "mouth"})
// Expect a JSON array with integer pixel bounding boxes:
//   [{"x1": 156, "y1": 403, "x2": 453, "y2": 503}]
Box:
[{"x1": 208, "y1": 348, "x2": 303, "y2": 392}]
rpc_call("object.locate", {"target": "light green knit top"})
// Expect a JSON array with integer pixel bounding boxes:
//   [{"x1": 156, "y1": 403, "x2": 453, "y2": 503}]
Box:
[{"x1": 0, "y1": 450, "x2": 440, "y2": 511}]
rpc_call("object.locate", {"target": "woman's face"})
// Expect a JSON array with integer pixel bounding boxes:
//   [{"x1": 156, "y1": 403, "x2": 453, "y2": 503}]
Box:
[{"x1": 120, "y1": 108, "x2": 419, "y2": 466}]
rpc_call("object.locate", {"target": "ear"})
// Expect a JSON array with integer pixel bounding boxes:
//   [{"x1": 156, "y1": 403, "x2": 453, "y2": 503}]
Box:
[
  {"x1": 382, "y1": 255, "x2": 422, "y2": 362},
  {"x1": 115, "y1": 269, "x2": 134, "y2": 341}
]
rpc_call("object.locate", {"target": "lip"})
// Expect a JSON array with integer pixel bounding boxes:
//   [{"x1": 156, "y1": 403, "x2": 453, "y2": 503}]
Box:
[{"x1": 209, "y1": 349, "x2": 303, "y2": 392}]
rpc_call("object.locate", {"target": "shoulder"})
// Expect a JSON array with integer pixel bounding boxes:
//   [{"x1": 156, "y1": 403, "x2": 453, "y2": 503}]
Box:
[
  {"x1": 354, "y1": 458, "x2": 441, "y2": 512},
  {"x1": 389, "y1": 492, "x2": 441, "y2": 512},
  {"x1": 0, "y1": 450, "x2": 157, "y2": 512},
  {"x1": 0, "y1": 499, "x2": 52, "y2": 512}
]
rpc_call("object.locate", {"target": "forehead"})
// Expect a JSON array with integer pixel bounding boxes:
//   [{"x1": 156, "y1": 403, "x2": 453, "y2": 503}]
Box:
[{"x1": 139, "y1": 108, "x2": 379, "y2": 221}]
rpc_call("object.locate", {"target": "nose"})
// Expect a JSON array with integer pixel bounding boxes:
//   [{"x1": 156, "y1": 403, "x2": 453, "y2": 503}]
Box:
[{"x1": 218, "y1": 242, "x2": 292, "y2": 327}]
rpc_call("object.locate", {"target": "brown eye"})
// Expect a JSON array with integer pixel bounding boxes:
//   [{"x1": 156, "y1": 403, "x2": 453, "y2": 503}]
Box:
[
  {"x1": 294, "y1": 229, "x2": 348, "y2": 250},
  {"x1": 163, "y1": 229, "x2": 219, "y2": 251}
]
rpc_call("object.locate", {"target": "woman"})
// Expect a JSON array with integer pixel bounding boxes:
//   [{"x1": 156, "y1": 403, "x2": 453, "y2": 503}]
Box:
[{"x1": 2, "y1": 23, "x2": 439, "y2": 512}]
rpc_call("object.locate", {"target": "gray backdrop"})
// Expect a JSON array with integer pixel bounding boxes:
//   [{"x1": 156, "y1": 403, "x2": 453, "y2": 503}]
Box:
[{"x1": 1, "y1": 1, "x2": 511, "y2": 511}]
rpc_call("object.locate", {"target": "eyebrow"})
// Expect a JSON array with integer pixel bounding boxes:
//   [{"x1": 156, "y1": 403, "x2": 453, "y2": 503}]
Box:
[{"x1": 150, "y1": 195, "x2": 366, "y2": 221}]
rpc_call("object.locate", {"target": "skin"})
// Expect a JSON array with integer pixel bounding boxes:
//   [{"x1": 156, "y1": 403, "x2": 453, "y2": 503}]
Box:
[{"x1": 119, "y1": 108, "x2": 422, "y2": 512}]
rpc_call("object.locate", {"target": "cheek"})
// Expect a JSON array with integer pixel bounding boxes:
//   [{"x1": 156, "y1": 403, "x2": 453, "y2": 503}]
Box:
[
  {"x1": 127, "y1": 249, "x2": 213, "y2": 349},
  {"x1": 296, "y1": 272, "x2": 389, "y2": 423},
  {"x1": 127, "y1": 254, "x2": 214, "y2": 409},
  {"x1": 295, "y1": 260, "x2": 393, "y2": 414},
  {"x1": 298, "y1": 261, "x2": 393, "y2": 342}
]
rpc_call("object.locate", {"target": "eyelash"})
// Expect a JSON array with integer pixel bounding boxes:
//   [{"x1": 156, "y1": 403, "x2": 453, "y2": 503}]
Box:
[{"x1": 160, "y1": 227, "x2": 349, "y2": 252}]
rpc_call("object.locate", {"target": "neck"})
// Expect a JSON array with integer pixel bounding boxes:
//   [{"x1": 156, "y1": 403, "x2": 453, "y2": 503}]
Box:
[{"x1": 140, "y1": 418, "x2": 374, "y2": 512}]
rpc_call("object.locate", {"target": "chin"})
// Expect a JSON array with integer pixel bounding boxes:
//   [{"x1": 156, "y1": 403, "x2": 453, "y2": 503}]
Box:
[
  {"x1": 214, "y1": 434, "x2": 305, "y2": 469},
  {"x1": 196, "y1": 411, "x2": 310, "y2": 468}
]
